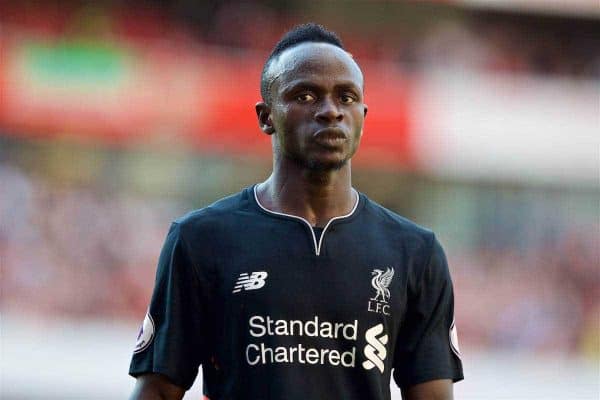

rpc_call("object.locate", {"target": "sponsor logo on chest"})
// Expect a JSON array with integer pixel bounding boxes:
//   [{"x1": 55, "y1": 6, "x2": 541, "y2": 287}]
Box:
[
  {"x1": 362, "y1": 323, "x2": 388, "y2": 373},
  {"x1": 229, "y1": 267, "x2": 396, "y2": 373},
  {"x1": 245, "y1": 315, "x2": 389, "y2": 373},
  {"x1": 367, "y1": 267, "x2": 394, "y2": 316},
  {"x1": 233, "y1": 271, "x2": 268, "y2": 293}
]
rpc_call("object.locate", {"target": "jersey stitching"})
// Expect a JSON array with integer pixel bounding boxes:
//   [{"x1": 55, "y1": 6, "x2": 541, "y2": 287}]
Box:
[{"x1": 253, "y1": 185, "x2": 359, "y2": 256}]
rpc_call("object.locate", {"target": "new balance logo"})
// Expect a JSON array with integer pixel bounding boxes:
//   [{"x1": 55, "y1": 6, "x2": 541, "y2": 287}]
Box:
[
  {"x1": 362, "y1": 323, "x2": 388, "y2": 373},
  {"x1": 233, "y1": 271, "x2": 268, "y2": 293}
]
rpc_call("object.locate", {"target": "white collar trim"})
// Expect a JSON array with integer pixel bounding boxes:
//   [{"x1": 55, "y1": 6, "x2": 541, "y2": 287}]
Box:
[{"x1": 253, "y1": 185, "x2": 359, "y2": 256}]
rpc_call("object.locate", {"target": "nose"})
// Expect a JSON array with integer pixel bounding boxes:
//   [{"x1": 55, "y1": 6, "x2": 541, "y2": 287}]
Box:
[{"x1": 315, "y1": 97, "x2": 343, "y2": 124}]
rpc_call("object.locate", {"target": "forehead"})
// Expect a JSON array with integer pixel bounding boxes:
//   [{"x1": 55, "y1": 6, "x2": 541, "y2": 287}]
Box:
[{"x1": 269, "y1": 42, "x2": 364, "y2": 93}]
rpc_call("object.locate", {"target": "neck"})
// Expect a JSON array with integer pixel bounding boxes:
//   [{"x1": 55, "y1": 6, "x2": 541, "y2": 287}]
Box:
[{"x1": 256, "y1": 160, "x2": 356, "y2": 227}]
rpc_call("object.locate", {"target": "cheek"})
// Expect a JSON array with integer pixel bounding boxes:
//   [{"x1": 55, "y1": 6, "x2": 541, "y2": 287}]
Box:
[
  {"x1": 351, "y1": 110, "x2": 365, "y2": 134},
  {"x1": 281, "y1": 110, "x2": 311, "y2": 133},
  {"x1": 273, "y1": 105, "x2": 294, "y2": 127}
]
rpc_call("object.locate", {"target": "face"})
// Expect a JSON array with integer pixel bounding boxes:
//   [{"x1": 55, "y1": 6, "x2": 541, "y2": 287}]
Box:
[{"x1": 258, "y1": 43, "x2": 367, "y2": 171}]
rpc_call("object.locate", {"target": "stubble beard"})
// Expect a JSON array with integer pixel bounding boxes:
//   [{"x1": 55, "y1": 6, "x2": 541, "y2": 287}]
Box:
[
  {"x1": 273, "y1": 134, "x2": 355, "y2": 172},
  {"x1": 284, "y1": 150, "x2": 349, "y2": 172},
  {"x1": 304, "y1": 157, "x2": 348, "y2": 172}
]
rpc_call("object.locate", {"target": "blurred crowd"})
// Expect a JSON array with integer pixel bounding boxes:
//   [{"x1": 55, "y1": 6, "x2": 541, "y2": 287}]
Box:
[
  {"x1": 197, "y1": 3, "x2": 600, "y2": 78},
  {"x1": 453, "y1": 238, "x2": 598, "y2": 356},
  {"x1": 0, "y1": 163, "x2": 180, "y2": 320},
  {"x1": 399, "y1": 18, "x2": 599, "y2": 78},
  {"x1": 1, "y1": 163, "x2": 598, "y2": 357},
  {"x1": 2, "y1": 1, "x2": 598, "y2": 78}
]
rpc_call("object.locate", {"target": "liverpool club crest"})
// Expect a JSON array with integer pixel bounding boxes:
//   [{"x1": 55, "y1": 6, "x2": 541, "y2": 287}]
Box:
[{"x1": 368, "y1": 268, "x2": 394, "y2": 315}]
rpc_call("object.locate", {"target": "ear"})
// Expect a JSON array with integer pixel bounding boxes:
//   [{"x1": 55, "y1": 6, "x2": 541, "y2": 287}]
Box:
[
  {"x1": 363, "y1": 103, "x2": 368, "y2": 118},
  {"x1": 256, "y1": 102, "x2": 275, "y2": 135}
]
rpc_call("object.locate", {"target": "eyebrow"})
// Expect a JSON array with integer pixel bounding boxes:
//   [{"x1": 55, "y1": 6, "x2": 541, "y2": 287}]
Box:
[{"x1": 280, "y1": 80, "x2": 361, "y2": 94}]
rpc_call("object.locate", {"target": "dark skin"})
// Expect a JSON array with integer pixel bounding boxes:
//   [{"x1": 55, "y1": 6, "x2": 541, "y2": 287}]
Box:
[
  {"x1": 130, "y1": 42, "x2": 454, "y2": 400},
  {"x1": 129, "y1": 374, "x2": 184, "y2": 400},
  {"x1": 255, "y1": 43, "x2": 365, "y2": 226}
]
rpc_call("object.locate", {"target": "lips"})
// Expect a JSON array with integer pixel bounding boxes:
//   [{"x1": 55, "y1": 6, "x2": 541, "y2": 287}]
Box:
[
  {"x1": 313, "y1": 127, "x2": 347, "y2": 140},
  {"x1": 313, "y1": 128, "x2": 348, "y2": 150},
  {"x1": 312, "y1": 127, "x2": 348, "y2": 148}
]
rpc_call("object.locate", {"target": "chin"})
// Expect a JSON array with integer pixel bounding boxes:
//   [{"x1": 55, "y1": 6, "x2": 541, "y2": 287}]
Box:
[{"x1": 305, "y1": 157, "x2": 348, "y2": 172}]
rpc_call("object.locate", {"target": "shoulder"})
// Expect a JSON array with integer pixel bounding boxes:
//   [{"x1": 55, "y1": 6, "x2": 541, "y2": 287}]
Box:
[
  {"x1": 360, "y1": 196, "x2": 451, "y2": 290},
  {"x1": 173, "y1": 188, "x2": 253, "y2": 237},
  {"x1": 360, "y1": 194, "x2": 436, "y2": 249}
]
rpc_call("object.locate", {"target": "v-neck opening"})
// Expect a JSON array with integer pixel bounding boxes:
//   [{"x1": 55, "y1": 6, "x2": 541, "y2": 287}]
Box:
[{"x1": 251, "y1": 184, "x2": 361, "y2": 256}]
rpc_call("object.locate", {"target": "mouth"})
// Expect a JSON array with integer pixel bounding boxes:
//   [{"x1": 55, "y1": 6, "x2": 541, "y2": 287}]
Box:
[{"x1": 313, "y1": 127, "x2": 348, "y2": 147}]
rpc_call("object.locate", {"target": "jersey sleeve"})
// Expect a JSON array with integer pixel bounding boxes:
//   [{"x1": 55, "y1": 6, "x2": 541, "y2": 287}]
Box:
[
  {"x1": 392, "y1": 234, "x2": 464, "y2": 389},
  {"x1": 129, "y1": 222, "x2": 211, "y2": 390}
]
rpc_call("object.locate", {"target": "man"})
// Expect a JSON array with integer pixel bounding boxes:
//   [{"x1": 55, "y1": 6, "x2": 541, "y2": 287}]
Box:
[{"x1": 129, "y1": 23, "x2": 463, "y2": 400}]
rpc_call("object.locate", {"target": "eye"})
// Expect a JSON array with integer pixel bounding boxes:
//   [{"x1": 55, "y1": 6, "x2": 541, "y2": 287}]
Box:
[
  {"x1": 340, "y1": 93, "x2": 357, "y2": 104},
  {"x1": 296, "y1": 93, "x2": 316, "y2": 103}
]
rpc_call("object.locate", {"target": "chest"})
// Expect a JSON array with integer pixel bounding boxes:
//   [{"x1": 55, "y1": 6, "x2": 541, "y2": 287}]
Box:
[{"x1": 209, "y1": 227, "x2": 411, "y2": 329}]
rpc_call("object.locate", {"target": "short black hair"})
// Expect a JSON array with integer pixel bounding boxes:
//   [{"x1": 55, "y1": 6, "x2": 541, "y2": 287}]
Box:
[{"x1": 260, "y1": 23, "x2": 345, "y2": 104}]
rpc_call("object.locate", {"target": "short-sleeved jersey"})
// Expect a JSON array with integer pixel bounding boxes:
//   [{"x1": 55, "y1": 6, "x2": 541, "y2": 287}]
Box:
[{"x1": 129, "y1": 186, "x2": 463, "y2": 399}]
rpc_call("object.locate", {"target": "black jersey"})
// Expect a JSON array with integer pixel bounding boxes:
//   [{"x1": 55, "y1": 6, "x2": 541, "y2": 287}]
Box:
[{"x1": 129, "y1": 186, "x2": 463, "y2": 399}]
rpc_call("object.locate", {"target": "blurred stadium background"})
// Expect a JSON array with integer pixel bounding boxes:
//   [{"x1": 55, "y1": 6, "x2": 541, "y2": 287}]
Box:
[{"x1": 0, "y1": 1, "x2": 598, "y2": 399}]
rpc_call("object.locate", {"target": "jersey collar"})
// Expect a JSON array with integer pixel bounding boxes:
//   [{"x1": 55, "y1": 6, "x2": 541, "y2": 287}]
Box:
[{"x1": 252, "y1": 184, "x2": 361, "y2": 256}]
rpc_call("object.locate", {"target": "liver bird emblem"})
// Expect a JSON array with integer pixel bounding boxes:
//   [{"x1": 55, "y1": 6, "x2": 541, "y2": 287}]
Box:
[{"x1": 370, "y1": 268, "x2": 395, "y2": 303}]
